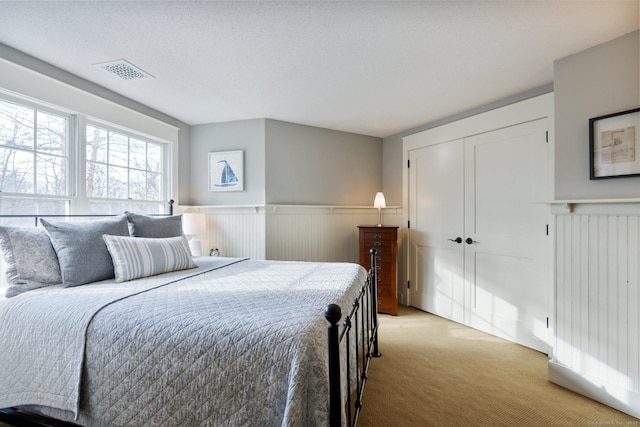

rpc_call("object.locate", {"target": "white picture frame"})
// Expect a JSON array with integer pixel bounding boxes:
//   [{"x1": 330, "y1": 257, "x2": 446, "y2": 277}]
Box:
[{"x1": 208, "y1": 150, "x2": 244, "y2": 191}]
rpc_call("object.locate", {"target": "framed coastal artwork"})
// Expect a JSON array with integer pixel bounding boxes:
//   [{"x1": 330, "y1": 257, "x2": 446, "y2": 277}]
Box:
[
  {"x1": 589, "y1": 107, "x2": 640, "y2": 179},
  {"x1": 208, "y1": 150, "x2": 244, "y2": 191}
]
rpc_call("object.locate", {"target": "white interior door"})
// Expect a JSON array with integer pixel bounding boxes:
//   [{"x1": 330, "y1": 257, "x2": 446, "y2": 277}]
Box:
[
  {"x1": 464, "y1": 119, "x2": 549, "y2": 353},
  {"x1": 408, "y1": 139, "x2": 465, "y2": 324},
  {"x1": 407, "y1": 119, "x2": 550, "y2": 353}
]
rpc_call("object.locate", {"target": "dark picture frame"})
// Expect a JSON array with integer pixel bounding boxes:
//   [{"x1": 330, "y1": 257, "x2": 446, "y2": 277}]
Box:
[{"x1": 589, "y1": 107, "x2": 640, "y2": 180}]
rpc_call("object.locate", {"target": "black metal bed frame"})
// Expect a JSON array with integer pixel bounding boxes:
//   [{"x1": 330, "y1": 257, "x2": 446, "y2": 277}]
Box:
[
  {"x1": 0, "y1": 202, "x2": 381, "y2": 427},
  {"x1": 326, "y1": 248, "x2": 381, "y2": 427}
]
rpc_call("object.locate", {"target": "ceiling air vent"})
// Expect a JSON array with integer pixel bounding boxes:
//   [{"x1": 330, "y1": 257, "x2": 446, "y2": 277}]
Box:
[{"x1": 94, "y1": 59, "x2": 154, "y2": 81}]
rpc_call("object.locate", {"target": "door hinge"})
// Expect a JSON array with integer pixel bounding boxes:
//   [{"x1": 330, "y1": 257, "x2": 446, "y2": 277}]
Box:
[
  {"x1": 546, "y1": 317, "x2": 549, "y2": 328},
  {"x1": 546, "y1": 131, "x2": 549, "y2": 143},
  {"x1": 407, "y1": 220, "x2": 410, "y2": 229},
  {"x1": 546, "y1": 224, "x2": 549, "y2": 236},
  {"x1": 407, "y1": 159, "x2": 410, "y2": 168},
  {"x1": 407, "y1": 280, "x2": 411, "y2": 289}
]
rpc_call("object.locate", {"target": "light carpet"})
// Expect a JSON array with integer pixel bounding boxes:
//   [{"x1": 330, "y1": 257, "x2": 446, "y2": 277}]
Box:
[{"x1": 358, "y1": 305, "x2": 638, "y2": 426}]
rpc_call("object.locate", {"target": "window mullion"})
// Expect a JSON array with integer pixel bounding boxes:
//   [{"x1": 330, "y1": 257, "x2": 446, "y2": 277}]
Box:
[
  {"x1": 127, "y1": 136, "x2": 131, "y2": 200},
  {"x1": 73, "y1": 114, "x2": 85, "y2": 215},
  {"x1": 32, "y1": 109, "x2": 37, "y2": 195}
]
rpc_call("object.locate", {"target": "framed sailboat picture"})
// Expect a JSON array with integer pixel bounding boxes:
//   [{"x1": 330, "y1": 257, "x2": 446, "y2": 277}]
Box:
[{"x1": 208, "y1": 150, "x2": 244, "y2": 191}]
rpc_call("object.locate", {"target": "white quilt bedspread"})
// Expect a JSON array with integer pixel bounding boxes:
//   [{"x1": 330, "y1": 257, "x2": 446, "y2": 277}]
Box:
[{"x1": 0, "y1": 257, "x2": 367, "y2": 426}]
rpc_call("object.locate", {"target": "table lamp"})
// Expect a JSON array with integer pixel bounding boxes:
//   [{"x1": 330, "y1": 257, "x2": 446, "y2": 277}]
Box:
[
  {"x1": 374, "y1": 192, "x2": 386, "y2": 227},
  {"x1": 182, "y1": 213, "x2": 206, "y2": 256}
]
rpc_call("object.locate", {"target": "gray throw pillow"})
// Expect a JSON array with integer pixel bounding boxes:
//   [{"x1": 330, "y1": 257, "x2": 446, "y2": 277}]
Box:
[
  {"x1": 0, "y1": 226, "x2": 62, "y2": 297},
  {"x1": 40, "y1": 215, "x2": 129, "y2": 287},
  {"x1": 125, "y1": 212, "x2": 183, "y2": 238}
]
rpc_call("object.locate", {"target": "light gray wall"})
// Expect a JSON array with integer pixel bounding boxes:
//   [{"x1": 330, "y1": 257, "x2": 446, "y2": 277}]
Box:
[
  {"x1": 188, "y1": 119, "x2": 266, "y2": 206},
  {"x1": 265, "y1": 119, "x2": 382, "y2": 205},
  {"x1": 381, "y1": 84, "x2": 554, "y2": 207},
  {"x1": 554, "y1": 30, "x2": 640, "y2": 200},
  {"x1": 177, "y1": 126, "x2": 191, "y2": 203}
]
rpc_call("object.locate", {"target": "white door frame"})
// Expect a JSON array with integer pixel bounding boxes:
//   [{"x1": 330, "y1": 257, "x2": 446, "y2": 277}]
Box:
[{"x1": 402, "y1": 92, "x2": 555, "y2": 349}]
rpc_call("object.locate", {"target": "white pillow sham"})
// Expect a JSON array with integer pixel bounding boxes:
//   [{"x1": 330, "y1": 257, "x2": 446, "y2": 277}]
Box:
[{"x1": 103, "y1": 235, "x2": 197, "y2": 283}]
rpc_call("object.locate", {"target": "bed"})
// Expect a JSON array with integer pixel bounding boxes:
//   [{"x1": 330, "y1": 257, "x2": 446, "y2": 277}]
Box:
[{"x1": 0, "y1": 211, "x2": 380, "y2": 427}]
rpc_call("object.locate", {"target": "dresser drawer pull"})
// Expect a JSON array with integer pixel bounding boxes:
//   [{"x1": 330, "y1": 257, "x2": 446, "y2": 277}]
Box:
[
  {"x1": 375, "y1": 256, "x2": 382, "y2": 261},
  {"x1": 377, "y1": 277, "x2": 382, "y2": 282},
  {"x1": 377, "y1": 300, "x2": 382, "y2": 305},
  {"x1": 376, "y1": 266, "x2": 382, "y2": 270},
  {"x1": 374, "y1": 242, "x2": 382, "y2": 246},
  {"x1": 374, "y1": 234, "x2": 382, "y2": 239},
  {"x1": 377, "y1": 289, "x2": 382, "y2": 294}
]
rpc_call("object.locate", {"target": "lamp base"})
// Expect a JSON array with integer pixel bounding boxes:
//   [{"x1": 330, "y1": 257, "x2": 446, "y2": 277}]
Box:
[{"x1": 188, "y1": 238, "x2": 202, "y2": 256}]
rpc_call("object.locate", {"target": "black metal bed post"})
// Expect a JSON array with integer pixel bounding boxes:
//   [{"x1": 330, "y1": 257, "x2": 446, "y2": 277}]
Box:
[
  {"x1": 325, "y1": 304, "x2": 342, "y2": 427},
  {"x1": 370, "y1": 249, "x2": 381, "y2": 358},
  {"x1": 168, "y1": 199, "x2": 174, "y2": 215}
]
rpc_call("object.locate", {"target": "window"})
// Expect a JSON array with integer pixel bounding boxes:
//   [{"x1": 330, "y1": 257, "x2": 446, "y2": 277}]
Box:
[
  {"x1": 0, "y1": 98, "x2": 70, "y2": 224},
  {"x1": 86, "y1": 124, "x2": 166, "y2": 214},
  {"x1": 0, "y1": 94, "x2": 170, "y2": 221},
  {"x1": 0, "y1": 98, "x2": 68, "y2": 196}
]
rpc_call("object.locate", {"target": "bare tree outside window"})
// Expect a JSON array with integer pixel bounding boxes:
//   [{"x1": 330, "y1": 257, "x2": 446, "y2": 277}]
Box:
[
  {"x1": 0, "y1": 100, "x2": 67, "y2": 197},
  {"x1": 85, "y1": 124, "x2": 165, "y2": 209}
]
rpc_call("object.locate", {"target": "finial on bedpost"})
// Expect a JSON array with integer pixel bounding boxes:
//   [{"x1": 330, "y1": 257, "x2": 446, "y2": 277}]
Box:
[
  {"x1": 324, "y1": 303, "x2": 342, "y2": 325},
  {"x1": 325, "y1": 304, "x2": 342, "y2": 427},
  {"x1": 168, "y1": 199, "x2": 174, "y2": 216}
]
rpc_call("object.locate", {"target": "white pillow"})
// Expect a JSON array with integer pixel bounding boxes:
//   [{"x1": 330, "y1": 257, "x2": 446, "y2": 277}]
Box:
[{"x1": 103, "y1": 235, "x2": 197, "y2": 283}]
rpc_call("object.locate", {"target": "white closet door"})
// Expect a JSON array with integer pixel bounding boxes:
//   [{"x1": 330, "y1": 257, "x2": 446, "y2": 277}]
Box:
[
  {"x1": 408, "y1": 139, "x2": 465, "y2": 324},
  {"x1": 464, "y1": 118, "x2": 549, "y2": 353}
]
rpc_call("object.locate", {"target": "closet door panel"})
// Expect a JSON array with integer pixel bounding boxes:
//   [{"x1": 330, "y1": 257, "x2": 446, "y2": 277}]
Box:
[
  {"x1": 408, "y1": 140, "x2": 465, "y2": 323},
  {"x1": 464, "y1": 119, "x2": 550, "y2": 353}
]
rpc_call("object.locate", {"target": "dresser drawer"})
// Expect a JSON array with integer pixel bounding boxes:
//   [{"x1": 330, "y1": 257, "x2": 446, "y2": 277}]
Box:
[
  {"x1": 362, "y1": 230, "x2": 395, "y2": 241},
  {"x1": 362, "y1": 241, "x2": 392, "y2": 256},
  {"x1": 374, "y1": 259, "x2": 393, "y2": 273},
  {"x1": 376, "y1": 299, "x2": 395, "y2": 315},
  {"x1": 375, "y1": 270, "x2": 393, "y2": 285},
  {"x1": 375, "y1": 283, "x2": 394, "y2": 299}
]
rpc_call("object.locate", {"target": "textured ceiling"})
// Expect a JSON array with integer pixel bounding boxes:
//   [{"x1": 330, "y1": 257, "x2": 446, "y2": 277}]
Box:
[{"x1": 0, "y1": 1, "x2": 638, "y2": 137}]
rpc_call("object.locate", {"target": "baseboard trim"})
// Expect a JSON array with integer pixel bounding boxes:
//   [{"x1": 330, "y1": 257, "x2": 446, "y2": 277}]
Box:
[{"x1": 548, "y1": 360, "x2": 640, "y2": 419}]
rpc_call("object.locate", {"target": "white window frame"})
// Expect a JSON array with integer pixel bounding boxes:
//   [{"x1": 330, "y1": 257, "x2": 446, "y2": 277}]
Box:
[
  {"x1": 0, "y1": 92, "x2": 173, "y2": 217},
  {"x1": 80, "y1": 118, "x2": 170, "y2": 214}
]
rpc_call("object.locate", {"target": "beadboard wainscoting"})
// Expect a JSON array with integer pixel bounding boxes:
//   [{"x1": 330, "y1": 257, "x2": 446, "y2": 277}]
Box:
[
  {"x1": 180, "y1": 205, "x2": 402, "y2": 264},
  {"x1": 549, "y1": 201, "x2": 640, "y2": 419},
  {"x1": 189, "y1": 206, "x2": 267, "y2": 260}
]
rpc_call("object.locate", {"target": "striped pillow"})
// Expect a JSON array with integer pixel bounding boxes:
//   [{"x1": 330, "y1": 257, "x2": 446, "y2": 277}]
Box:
[{"x1": 103, "y1": 235, "x2": 197, "y2": 283}]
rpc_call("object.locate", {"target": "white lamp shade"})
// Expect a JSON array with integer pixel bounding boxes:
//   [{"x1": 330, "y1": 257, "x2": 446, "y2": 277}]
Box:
[
  {"x1": 182, "y1": 213, "x2": 206, "y2": 235},
  {"x1": 373, "y1": 192, "x2": 386, "y2": 209}
]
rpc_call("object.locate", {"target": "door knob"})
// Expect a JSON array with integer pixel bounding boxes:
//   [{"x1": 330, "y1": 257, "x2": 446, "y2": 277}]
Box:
[
  {"x1": 448, "y1": 237, "x2": 462, "y2": 244},
  {"x1": 465, "y1": 237, "x2": 477, "y2": 244}
]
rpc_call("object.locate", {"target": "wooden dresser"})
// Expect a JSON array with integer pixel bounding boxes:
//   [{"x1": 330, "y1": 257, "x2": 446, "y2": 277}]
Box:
[{"x1": 358, "y1": 225, "x2": 398, "y2": 316}]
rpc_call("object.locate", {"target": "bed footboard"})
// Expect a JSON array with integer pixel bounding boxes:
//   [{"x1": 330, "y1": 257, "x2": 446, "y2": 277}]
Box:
[{"x1": 325, "y1": 248, "x2": 381, "y2": 427}]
